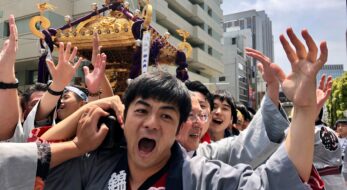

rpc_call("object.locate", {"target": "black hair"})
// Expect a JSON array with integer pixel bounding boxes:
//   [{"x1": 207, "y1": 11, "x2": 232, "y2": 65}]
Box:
[
  {"x1": 235, "y1": 102, "x2": 253, "y2": 122},
  {"x1": 123, "y1": 71, "x2": 191, "y2": 126},
  {"x1": 246, "y1": 106, "x2": 256, "y2": 115},
  {"x1": 224, "y1": 127, "x2": 240, "y2": 137},
  {"x1": 185, "y1": 80, "x2": 213, "y2": 111},
  {"x1": 21, "y1": 83, "x2": 47, "y2": 110},
  {"x1": 213, "y1": 89, "x2": 237, "y2": 124}
]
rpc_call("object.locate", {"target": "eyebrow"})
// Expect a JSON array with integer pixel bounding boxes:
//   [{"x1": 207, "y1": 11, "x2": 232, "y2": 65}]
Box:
[
  {"x1": 134, "y1": 99, "x2": 151, "y2": 107},
  {"x1": 160, "y1": 105, "x2": 178, "y2": 113},
  {"x1": 199, "y1": 100, "x2": 208, "y2": 104},
  {"x1": 222, "y1": 103, "x2": 231, "y2": 108},
  {"x1": 135, "y1": 99, "x2": 178, "y2": 113}
]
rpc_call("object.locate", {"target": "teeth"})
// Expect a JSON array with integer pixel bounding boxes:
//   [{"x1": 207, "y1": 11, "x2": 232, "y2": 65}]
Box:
[{"x1": 213, "y1": 119, "x2": 223, "y2": 124}]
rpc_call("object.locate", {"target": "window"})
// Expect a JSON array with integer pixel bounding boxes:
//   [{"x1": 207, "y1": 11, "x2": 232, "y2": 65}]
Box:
[
  {"x1": 231, "y1": 38, "x2": 236, "y2": 45},
  {"x1": 3, "y1": 21, "x2": 9, "y2": 37},
  {"x1": 16, "y1": 17, "x2": 34, "y2": 34},
  {"x1": 208, "y1": 46, "x2": 212, "y2": 55},
  {"x1": 208, "y1": 7, "x2": 212, "y2": 16},
  {"x1": 219, "y1": 76, "x2": 226, "y2": 82},
  {"x1": 240, "y1": 20, "x2": 245, "y2": 30},
  {"x1": 223, "y1": 23, "x2": 227, "y2": 32},
  {"x1": 227, "y1": 22, "x2": 232, "y2": 28},
  {"x1": 246, "y1": 17, "x2": 252, "y2": 29},
  {"x1": 234, "y1": 20, "x2": 239, "y2": 26},
  {"x1": 208, "y1": 27, "x2": 212, "y2": 36}
]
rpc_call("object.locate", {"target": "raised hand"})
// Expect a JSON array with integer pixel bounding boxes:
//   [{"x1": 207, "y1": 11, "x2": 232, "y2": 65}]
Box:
[
  {"x1": 91, "y1": 32, "x2": 102, "y2": 66},
  {"x1": 245, "y1": 48, "x2": 278, "y2": 86},
  {"x1": 88, "y1": 32, "x2": 114, "y2": 98},
  {"x1": 72, "y1": 105, "x2": 109, "y2": 153},
  {"x1": 84, "y1": 53, "x2": 107, "y2": 94},
  {"x1": 0, "y1": 15, "x2": 18, "y2": 82},
  {"x1": 273, "y1": 28, "x2": 328, "y2": 108},
  {"x1": 316, "y1": 74, "x2": 332, "y2": 114},
  {"x1": 278, "y1": 28, "x2": 328, "y2": 182},
  {"x1": 46, "y1": 42, "x2": 82, "y2": 90},
  {"x1": 245, "y1": 48, "x2": 282, "y2": 104}
]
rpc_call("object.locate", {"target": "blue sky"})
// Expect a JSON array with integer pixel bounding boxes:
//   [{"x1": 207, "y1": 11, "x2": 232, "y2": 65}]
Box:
[{"x1": 221, "y1": 0, "x2": 347, "y2": 74}]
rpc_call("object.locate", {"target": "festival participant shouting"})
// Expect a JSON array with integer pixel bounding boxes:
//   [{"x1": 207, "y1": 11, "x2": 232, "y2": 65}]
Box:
[{"x1": 36, "y1": 28, "x2": 328, "y2": 190}]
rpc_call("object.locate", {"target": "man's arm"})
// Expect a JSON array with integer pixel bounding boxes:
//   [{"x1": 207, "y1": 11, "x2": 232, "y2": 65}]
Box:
[
  {"x1": 40, "y1": 95, "x2": 124, "y2": 141},
  {"x1": 186, "y1": 144, "x2": 309, "y2": 190},
  {"x1": 0, "y1": 15, "x2": 19, "y2": 140},
  {"x1": 0, "y1": 106, "x2": 109, "y2": 189},
  {"x1": 277, "y1": 28, "x2": 328, "y2": 181},
  {"x1": 197, "y1": 94, "x2": 288, "y2": 168},
  {"x1": 245, "y1": 47, "x2": 291, "y2": 143},
  {"x1": 49, "y1": 105, "x2": 109, "y2": 168},
  {"x1": 197, "y1": 49, "x2": 290, "y2": 168},
  {"x1": 35, "y1": 42, "x2": 82, "y2": 121}
]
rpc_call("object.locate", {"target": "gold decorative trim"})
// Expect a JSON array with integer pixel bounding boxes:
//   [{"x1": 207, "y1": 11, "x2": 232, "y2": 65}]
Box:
[
  {"x1": 29, "y1": 16, "x2": 51, "y2": 39},
  {"x1": 142, "y1": 0, "x2": 152, "y2": 29},
  {"x1": 176, "y1": 29, "x2": 192, "y2": 58}
]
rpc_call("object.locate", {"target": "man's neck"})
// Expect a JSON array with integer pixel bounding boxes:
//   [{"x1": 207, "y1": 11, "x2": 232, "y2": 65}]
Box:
[
  {"x1": 209, "y1": 131, "x2": 224, "y2": 142},
  {"x1": 128, "y1": 152, "x2": 171, "y2": 189}
]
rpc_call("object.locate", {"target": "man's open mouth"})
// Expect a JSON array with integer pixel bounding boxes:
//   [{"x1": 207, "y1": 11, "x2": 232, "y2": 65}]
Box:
[
  {"x1": 212, "y1": 118, "x2": 223, "y2": 125},
  {"x1": 138, "y1": 138, "x2": 156, "y2": 156},
  {"x1": 189, "y1": 133, "x2": 200, "y2": 138}
]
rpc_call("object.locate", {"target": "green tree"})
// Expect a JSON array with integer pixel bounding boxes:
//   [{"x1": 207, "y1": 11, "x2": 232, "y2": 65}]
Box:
[{"x1": 327, "y1": 71, "x2": 347, "y2": 127}]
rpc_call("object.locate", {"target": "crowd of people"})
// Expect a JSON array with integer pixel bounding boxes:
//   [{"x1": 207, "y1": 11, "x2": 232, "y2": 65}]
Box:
[{"x1": 0, "y1": 13, "x2": 347, "y2": 190}]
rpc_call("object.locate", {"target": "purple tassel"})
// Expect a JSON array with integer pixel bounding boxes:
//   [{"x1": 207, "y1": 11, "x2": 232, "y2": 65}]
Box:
[
  {"x1": 129, "y1": 47, "x2": 142, "y2": 79},
  {"x1": 37, "y1": 30, "x2": 55, "y2": 83},
  {"x1": 175, "y1": 51, "x2": 188, "y2": 68},
  {"x1": 175, "y1": 51, "x2": 189, "y2": 81},
  {"x1": 38, "y1": 52, "x2": 50, "y2": 83},
  {"x1": 176, "y1": 66, "x2": 189, "y2": 82},
  {"x1": 150, "y1": 38, "x2": 164, "y2": 64},
  {"x1": 132, "y1": 20, "x2": 144, "y2": 40},
  {"x1": 42, "y1": 30, "x2": 55, "y2": 51},
  {"x1": 48, "y1": 28, "x2": 57, "y2": 36}
]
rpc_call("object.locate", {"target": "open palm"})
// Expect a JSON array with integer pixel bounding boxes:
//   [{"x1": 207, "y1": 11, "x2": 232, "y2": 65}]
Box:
[
  {"x1": 274, "y1": 28, "x2": 328, "y2": 108},
  {"x1": 245, "y1": 48, "x2": 278, "y2": 86},
  {"x1": 46, "y1": 42, "x2": 82, "y2": 89},
  {"x1": 84, "y1": 53, "x2": 107, "y2": 94},
  {"x1": 0, "y1": 15, "x2": 18, "y2": 82},
  {"x1": 316, "y1": 74, "x2": 332, "y2": 114}
]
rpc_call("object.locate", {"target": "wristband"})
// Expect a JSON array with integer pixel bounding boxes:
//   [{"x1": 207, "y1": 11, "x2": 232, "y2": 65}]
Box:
[
  {"x1": 88, "y1": 90, "x2": 102, "y2": 97},
  {"x1": 0, "y1": 79, "x2": 19, "y2": 89},
  {"x1": 47, "y1": 85, "x2": 64, "y2": 96}
]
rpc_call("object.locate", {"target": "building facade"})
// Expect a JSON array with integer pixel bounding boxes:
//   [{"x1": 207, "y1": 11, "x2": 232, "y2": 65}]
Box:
[
  {"x1": 317, "y1": 64, "x2": 345, "y2": 82},
  {"x1": 215, "y1": 28, "x2": 254, "y2": 106},
  {"x1": 0, "y1": 0, "x2": 224, "y2": 89},
  {"x1": 223, "y1": 10, "x2": 274, "y2": 106}
]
